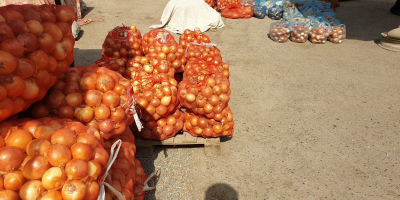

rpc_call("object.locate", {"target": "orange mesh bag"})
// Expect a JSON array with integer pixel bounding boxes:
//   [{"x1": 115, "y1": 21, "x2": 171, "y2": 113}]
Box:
[
  {"x1": 132, "y1": 75, "x2": 179, "y2": 122},
  {"x1": 131, "y1": 109, "x2": 184, "y2": 140},
  {"x1": 92, "y1": 57, "x2": 128, "y2": 76},
  {"x1": 221, "y1": 3, "x2": 253, "y2": 19},
  {"x1": 27, "y1": 65, "x2": 136, "y2": 139},
  {"x1": 183, "y1": 106, "x2": 234, "y2": 138},
  {"x1": 216, "y1": 0, "x2": 241, "y2": 10},
  {"x1": 0, "y1": 117, "x2": 109, "y2": 200},
  {"x1": 185, "y1": 56, "x2": 229, "y2": 80},
  {"x1": 126, "y1": 56, "x2": 175, "y2": 79},
  {"x1": 178, "y1": 66, "x2": 230, "y2": 118},
  {"x1": 142, "y1": 29, "x2": 177, "y2": 54},
  {"x1": 0, "y1": 5, "x2": 76, "y2": 122},
  {"x1": 185, "y1": 44, "x2": 222, "y2": 64},
  {"x1": 101, "y1": 25, "x2": 143, "y2": 59},
  {"x1": 179, "y1": 29, "x2": 212, "y2": 49}
]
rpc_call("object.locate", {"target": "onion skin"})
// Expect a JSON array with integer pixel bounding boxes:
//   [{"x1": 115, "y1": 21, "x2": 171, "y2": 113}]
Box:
[{"x1": 0, "y1": 146, "x2": 23, "y2": 172}]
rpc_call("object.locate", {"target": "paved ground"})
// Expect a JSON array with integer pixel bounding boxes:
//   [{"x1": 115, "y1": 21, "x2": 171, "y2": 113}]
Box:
[{"x1": 74, "y1": 0, "x2": 400, "y2": 199}]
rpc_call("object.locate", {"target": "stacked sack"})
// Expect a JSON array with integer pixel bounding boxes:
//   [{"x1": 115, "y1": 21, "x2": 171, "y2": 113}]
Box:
[
  {"x1": 0, "y1": 5, "x2": 76, "y2": 122},
  {"x1": 179, "y1": 34, "x2": 234, "y2": 138},
  {"x1": 0, "y1": 118, "x2": 109, "y2": 200},
  {"x1": 92, "y1": 25, "x2": 143, "y2": 76},
  {"x1": 127, "y1": 29, "x2": 184, "y2": 140}
]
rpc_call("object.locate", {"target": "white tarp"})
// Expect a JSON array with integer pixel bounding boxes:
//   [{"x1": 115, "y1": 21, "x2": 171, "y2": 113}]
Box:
[{"x1": 149, "y1": 0, "x2": 225, "y2": 34}]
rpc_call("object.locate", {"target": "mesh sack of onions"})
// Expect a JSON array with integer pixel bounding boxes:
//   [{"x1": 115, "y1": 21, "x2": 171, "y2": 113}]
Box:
[
  {"x1": 102, "y1": 25, "x2": 143, "y2": 59},
  {"x1": 101, "y1": 128, "x2": 138, "y2": 200},
  {"x1": 130, "y1": 109, "x2": 184, "y2": 140},
  {"x1": 183, "y1": 106, "x2": 234, "y2": 138},
  {"x1": 144, "y1": 37, "x2": 186, "y2": 73},
  {"x1": 92, "y1": 57, "x2": 128, "y2": 76},
  {"x1": 132, "y1": 75, "x2": 179, "y2": 122},
  {"x1": 142, "y1": 29, "x2": 176, "y2": 54},
  {"x1": 179, "y1": 65, "x2": 231, "y2": 118},
  {"x1": 220, "y1": 3, "x2": 253, "y2": 19},
  {"x1": 185, "y1": 56, "x2": 229, "y2": 80},
  {"x1": 0, "y1": 117, "x2": 110, "y2": 200},
  {"x1": 27, "y1": 65, "x2": 136, "y2": 139},
  {"x1": 185, "y1": 44, "x2": 221, "y2": 64},
  {"x1": 0, "y1": 5, "x2": 76, "y2": 122},
  {"x1": 216, "y1": 0, "x2": 241, "y2": 10},
  {"x1": 126, "y1": 56, "x2": 175, "y2": 79},
  {"x1": 179, "y1": 29, "x2": 211, "y2": 49}
]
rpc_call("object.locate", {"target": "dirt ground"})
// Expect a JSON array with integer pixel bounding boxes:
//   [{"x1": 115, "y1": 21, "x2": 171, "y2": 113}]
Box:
[{"x1": 74, "y1": 0, "x2": 400, "y2": 199}]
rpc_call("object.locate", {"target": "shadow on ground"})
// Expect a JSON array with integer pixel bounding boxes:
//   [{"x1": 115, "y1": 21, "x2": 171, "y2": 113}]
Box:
[
  {"x1": 205, "y1": 183, "x2": 239, "y2": 200},
  {"x1": 338, "y1": 0, "x2": 399, "y2": 41},
  {"x1": 73, "y1": 48, "x2": 102, "y2": 66}
]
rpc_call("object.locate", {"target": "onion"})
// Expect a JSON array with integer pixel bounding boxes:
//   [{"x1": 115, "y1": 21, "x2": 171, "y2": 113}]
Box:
[
  {"x1": 70, "y1": 142, "x2": 93, "y2": 161},
  {"x1": 21, "y1": 155, "x2": 49, "y2": 180},
  {"x1": 33, "y1": 125, "x2": 54, "y2": 140},
  {"x1": 4, "y1": 171, "x2": 25, "y2": 190},
  {"x1": 40, "y1": 11, "x2": 57, "y2": 23},
  {"x1": 0, "y1": 23, "x2": 14, "y2": 43},
  {"x1": 5, "y1": 129, "x2": 32, "y2": 152},
  {"x1": 0, "y1": 190, "x2": 19, "y2": 200},
  {"x1": 47, "y1": 144, "x2": 72, "y2": 167},
  {"x1": 40, "y1": 190, "x2": 62, "y2": 200},
  {"x1": 74, "y1": 106, "x2": 94, "y2": 123},
  {"x1": 102, "y1": 91, "x2": 120, "y2": 108},
  {"x1": 76, "y1": 133, "x2": 98, "y2": 149},
  {"x1": 0, "y1": 146, "x2": 23, "y2": 172},
  {"x1": 65, "y1": 158, "x2": 89, "y2": 180},
  {"x1": 19, "y1": 180, "x2": 45, "y2": 200},
  {"x1": 0, "y1": 98, "x2": 13, "y2": 120},
  {"x1": 0, "y1": 51, "x2": 17, "y2": 75},
  {"x1": 92, "y1": 147, "x2": 109, "y2": 166},
  {"x1": 20, "y1": 78, "x2": 40, "y2": 100},
  {"x1": 65, "y1": 92, "x2": 83, "y2": 107},
  {"x1": 7, "y1": 19, "x2": 28, "y2": 35},
  {"x1": 42, "y1": 167, "x2": 67, "y2": 190},
  {"x1": 26, "y1": 139, "x2": 51, "y2": 156},
  {"x1": 84, "y1": 90, "x2": 102, "y2": 107},
  {"x1": 63, "y1": 81, "x2": 80, "y2": 95},
  {"x1": 26, "y1": 20, "x2": 43, "y2": 36},
  {"x1": 50, "y1": 128, "x2": 76, "y2": 147},
  {"x1": 13, "y1": 58, "x2": 35, "y2": 79},
  {"x1": 96, "y1": 74, "x2": 115, "y2": 92},
  {"x1": 2, "y1": 10, "x2": 24, "y2": 22},
  {"x1": 85, "y1": 181, "x2": 100, "y2": 200},
  {"x1": 1, "y1": 39, "x2": 25, "y2": 58},
  {"x1": 185, "y1": 93, "x2": 196, "y2": 103},
  {"x1": 55, "y1": 6, "x2": 76, "y2": 23},
  {"x1": 28, "y1": 49, "x2": 49, "y2": 70},
  {"x1": 17, "y1": 33, "x2": 38, "y2": 53},
  {"x1": 38, "y1": 32, "x2": 56, "y2": 53},
  {"x1": 56, "y1": 22, "x2": 72, "y2": 37},
  {"x1": 61, "y1": 180, "x2": 87, "y2": 200},
  {"x1": 88, "y1": 160, "x2": 102, "y2": 180},
  {"x1": 111, "y1": 107, "x2": 126, "y2": 122},
  {"x1": 22, "y1": 120, "x2": 43, "y2": 135},
  {"x1": 52, "y1": 42, "x2": 68, "y2": 60}
]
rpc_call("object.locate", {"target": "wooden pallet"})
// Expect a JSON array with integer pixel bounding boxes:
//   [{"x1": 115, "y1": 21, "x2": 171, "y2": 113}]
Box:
[{"x1": 135, "y1": 132, "x2": 221, "y2": 156}]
